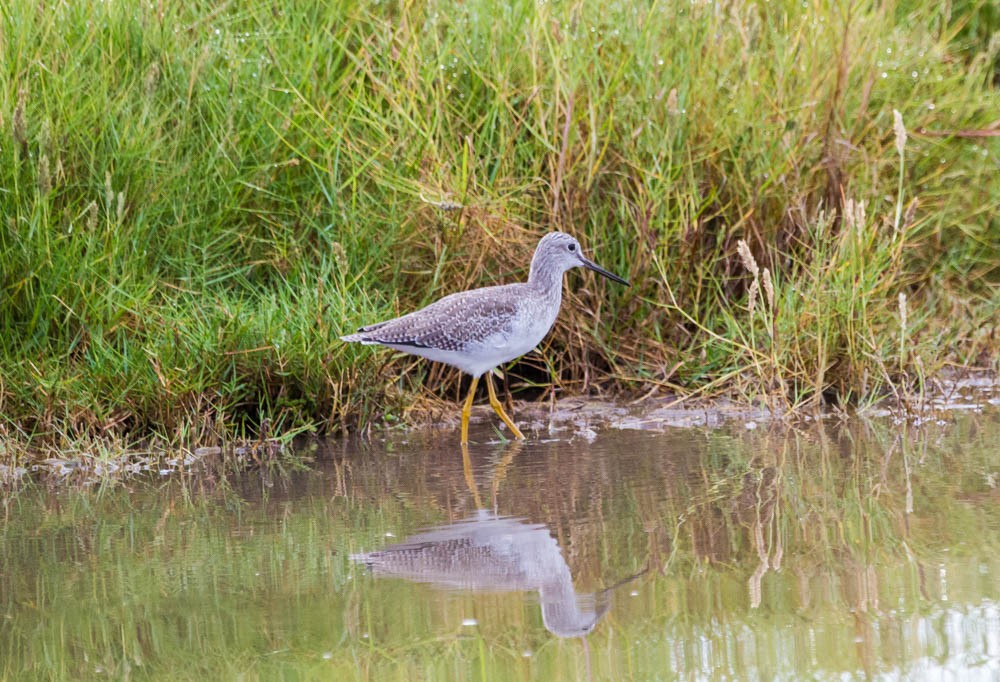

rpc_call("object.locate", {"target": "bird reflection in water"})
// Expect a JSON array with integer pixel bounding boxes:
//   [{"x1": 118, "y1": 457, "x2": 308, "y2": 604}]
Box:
[
  {"x1": 354, "y1": 442, "x2": 644, "y2": 641},
  {"x1": 352, "y1": 509, "x2": 609, "y2": 638}
]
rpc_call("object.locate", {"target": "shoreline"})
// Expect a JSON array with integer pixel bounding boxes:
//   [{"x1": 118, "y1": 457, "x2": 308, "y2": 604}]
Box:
[{"x1": 3, "y1": 370, "x2": 996, "y2": 489}]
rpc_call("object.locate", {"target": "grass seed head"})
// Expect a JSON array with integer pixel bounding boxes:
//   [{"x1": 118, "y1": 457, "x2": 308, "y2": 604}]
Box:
[
  {"x1": 898, "y1": 292, "x2": 907, "y2": 331},
  {"x1": 38, "y1": 155, "x2": 51, "y2": 196},
  {"x1": 666, "y1": 88, "x2": 679, "y2": 115},
  {"x1": 762, "y1": 268, "x2": 774, "y2": 310},
  {"x1": 747, "y1": 278, "x2": 759, "y2": 318},
  {"x1": 844, "y1": 198, "x2": 866, "y2": 232},
  {"x1": 331, "y1": 242, "x2": 347, "y2": 267},
  {"x1": 86, "y1": 201, "x2": 99, "y2": 231},
  {"x1": 737, "y1": 239, "x2": 759, "y2": 278},
  {"x1": 893, "y1": 109, "x2": 906, "y2": 156}
]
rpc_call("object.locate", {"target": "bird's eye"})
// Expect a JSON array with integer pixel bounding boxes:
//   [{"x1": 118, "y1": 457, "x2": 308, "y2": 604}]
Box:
[{"x1": 567, "y1": 243, "x2": 577, "y2": 252}]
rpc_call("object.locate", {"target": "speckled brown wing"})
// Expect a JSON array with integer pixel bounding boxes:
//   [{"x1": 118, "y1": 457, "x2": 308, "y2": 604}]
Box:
[{"x1": 351, "y1": 284, "x2": 521, "y2": 352}]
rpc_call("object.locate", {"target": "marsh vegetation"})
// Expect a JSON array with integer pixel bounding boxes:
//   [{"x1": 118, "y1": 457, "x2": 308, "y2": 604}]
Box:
[{"x1": 1, "y1": 1, "x2": 997, "y2": 460}]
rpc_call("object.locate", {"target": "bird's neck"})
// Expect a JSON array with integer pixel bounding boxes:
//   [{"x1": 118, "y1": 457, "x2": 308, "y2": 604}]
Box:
[{"x1": 527, "y1": 261, "x2": 564, "y2": 296}]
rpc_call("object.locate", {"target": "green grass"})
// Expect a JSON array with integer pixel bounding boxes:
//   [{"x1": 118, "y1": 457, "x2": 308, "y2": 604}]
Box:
[{"x1": 1, "y1": 0, "x2": 998, "y2": 454}]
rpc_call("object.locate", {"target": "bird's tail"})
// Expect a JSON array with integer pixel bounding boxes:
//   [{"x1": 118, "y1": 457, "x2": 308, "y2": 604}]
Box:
[{"x1": 341, "y1": 319, "x2": 392, "y2": 343}]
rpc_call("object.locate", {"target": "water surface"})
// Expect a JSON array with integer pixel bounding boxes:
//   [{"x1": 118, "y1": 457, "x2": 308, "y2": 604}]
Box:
[{"x1": 2, "y1": 408, "x2": 1000, "y2": 680}]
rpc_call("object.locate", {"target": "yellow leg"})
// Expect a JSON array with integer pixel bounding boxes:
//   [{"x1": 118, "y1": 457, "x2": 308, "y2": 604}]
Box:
[
  {"x1": 461, "y1": 375, "x2": 479, "y2": 444},
  {"x1": 485, "y1": 372, "x2": 526, "y2": 440},
  {"x1": 490, "y1": 441, "x2": 523, "y2": 504},
  {"x1": 461, "y1": 442, "x2": 483, "y2": 509}
]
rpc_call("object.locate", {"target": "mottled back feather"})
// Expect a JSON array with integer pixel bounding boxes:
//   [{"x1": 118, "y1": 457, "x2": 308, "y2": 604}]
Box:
[{"x1": 347, "y1": 284, "x2": 522, "y2": 352}]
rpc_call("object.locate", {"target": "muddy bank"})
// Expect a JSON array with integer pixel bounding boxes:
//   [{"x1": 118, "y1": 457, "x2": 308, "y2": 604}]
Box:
[
  {"x1": 416, "y1": 373, "x2": 1000, "y2": 439},
  {"x1": 3, "y1": 373, "x2": 996, "y2": 488}
]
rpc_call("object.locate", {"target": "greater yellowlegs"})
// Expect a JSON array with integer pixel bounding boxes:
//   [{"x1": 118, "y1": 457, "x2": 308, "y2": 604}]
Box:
[{"x1": 341, "y1": 231, "x2": 629, "y2": 442}]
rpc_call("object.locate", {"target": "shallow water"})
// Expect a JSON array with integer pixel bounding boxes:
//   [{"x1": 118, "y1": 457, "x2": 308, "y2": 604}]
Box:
[{"x1": 2, "y1": 407, "x2": 1000, "y2": 680}]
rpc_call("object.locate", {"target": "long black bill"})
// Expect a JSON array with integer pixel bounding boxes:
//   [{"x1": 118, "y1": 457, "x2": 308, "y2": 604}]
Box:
[{"x1": 580, "y1": 256, "x2": 630, "y2": 286}]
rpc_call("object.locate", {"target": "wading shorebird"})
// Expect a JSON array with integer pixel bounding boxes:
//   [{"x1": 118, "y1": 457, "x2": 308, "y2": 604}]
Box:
[{"x1": 341, "y1": 232, "x2": 629, "y2": 442}]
